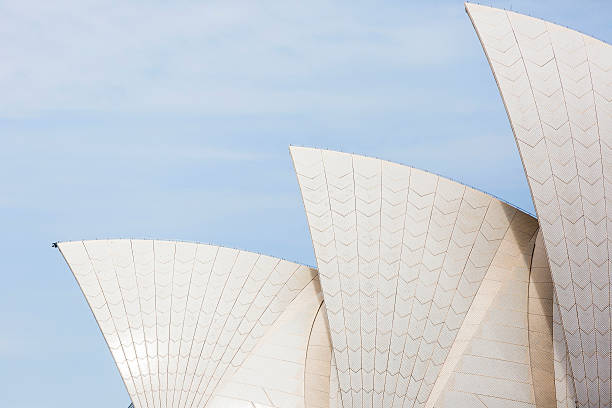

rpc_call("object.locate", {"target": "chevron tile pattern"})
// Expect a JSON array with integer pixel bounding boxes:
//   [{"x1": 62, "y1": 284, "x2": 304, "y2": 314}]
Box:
[
  {"x1": 467, "y1": 3, "x2": 612, "y2": 407},
  {"x1": 58, "y1": 239, "x2": 316, "y2": 408},
  {"x1": 291, "y1": 146, "x2": 529, "y2": 408},
  {"x1": 210, "y1": 275, "x2": 324, "y2": 407},
  {"x1": 426, "y1": 212, "x2": 552, "y2": 407},
  {"x1": 554, "y1": 291, "x2": 579, "y2": 408}
]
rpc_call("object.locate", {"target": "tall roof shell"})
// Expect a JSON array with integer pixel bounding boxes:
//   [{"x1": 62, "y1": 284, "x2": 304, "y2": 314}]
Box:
[
  {"x1": 291, "y1": 146, "x2": 539, "y2": 407},
  {"x1": 466, "y1": 3, "x2": 612, "y2": 406},
  {"x1": 57, "y1": 239, "x2": 316, "y2": 408}
]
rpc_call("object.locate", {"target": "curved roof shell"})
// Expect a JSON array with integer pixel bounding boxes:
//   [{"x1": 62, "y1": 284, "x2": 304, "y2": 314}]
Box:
[
  {"x1": 466, "y1": 3, "x2": 612, "y2": 406},
  {"x1": 291, "y1": 146, "x2": 540, "y2": 407},
  {"x1": 57, "y1": 240, "x2": 316, "y2": 408}
]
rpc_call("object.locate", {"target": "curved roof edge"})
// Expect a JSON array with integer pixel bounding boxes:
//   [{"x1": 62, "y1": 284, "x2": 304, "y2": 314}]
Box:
[
  {"x1": 289, "y1": 144, "x2": 536, "y2": 218},
  {"x1": 54, "y1": 238, "x2": 317, "y2": 269},
  {"x1": 464, "y1": 2, "x2": 611, "y2": 45}
]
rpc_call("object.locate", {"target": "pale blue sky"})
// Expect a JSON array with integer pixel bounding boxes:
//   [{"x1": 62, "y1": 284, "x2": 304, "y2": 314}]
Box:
[{"x1": 1, "y1": 1, "x2": 610, "y2": 407}]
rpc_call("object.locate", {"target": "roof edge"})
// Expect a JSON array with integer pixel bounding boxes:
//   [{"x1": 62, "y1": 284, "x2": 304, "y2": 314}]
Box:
[
  {"x1": 54, "y1": 238, "x2": 317, "y2": 270},
  {"x1": 289, "y1": 145, "x2": 536, "y2": 218},
  {"x1": 464, "y1": 2, "x2": 611, "y2": 46}
]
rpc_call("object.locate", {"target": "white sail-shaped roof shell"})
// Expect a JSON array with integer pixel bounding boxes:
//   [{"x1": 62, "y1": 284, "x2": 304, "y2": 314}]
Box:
[
  {"x1": 291, "y1": 146, "x2": 539, "y2": 408},
  {"x1": 467, "y1": 3, "x2": 612, "y2": 406},
  {"x1": 58, "y1": 240, "x2": 316, "y2": 408}
]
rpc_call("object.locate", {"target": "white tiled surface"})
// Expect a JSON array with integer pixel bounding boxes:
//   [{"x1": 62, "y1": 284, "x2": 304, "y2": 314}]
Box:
[
  {"x1": 529, "y1": 232, "x2": 557, "y2": 408},
  {"x1": 554, "y1": 287, "x2": 578, "y2": 408},
  {"x1": 58, "y1": 240, "x2": 317, "y2": 408},
  {"x1": 428, "y1": 214, "x2": 556, "y2": 408},
  {"x1": 467, "y1": 4, "x2": 612, "y2": 407},
  {"x1": 210, "y1": 276, "x2": 324, "y2": 408},
  {"x1": 291, "y1": 146, "x2": 526, "y2": 408},
  {"x1": 305, "y1": 302, "x2": 334, "y2": 408}
]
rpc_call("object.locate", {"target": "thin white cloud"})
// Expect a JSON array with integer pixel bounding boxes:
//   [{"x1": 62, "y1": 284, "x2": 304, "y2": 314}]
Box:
[{"x1": 0, "y1": 0, "x2": 472, "y2": 116}]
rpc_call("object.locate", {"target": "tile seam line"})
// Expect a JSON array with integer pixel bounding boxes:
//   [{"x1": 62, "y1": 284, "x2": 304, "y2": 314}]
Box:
[
  {"x1": 130, "y1": 240, "x2": 155, "y2": 408},
  {"x1": 153, "y1": 241, "x2": 160, "y2": 408},
  {"x1": 408, "y1": 183, "x2": 472, "y2": 408},
  {"x1": 371, "y1": 156, "x2": 383, "y2": 407},
  {"x1": 122, "y1": 240, "x2": 152, "y2": 408},
  {"x1": 350, "y1": 153, "x2": 364, "y2": 407},
  {"x1": 389, "y1": 174, "x2": 440, "y2": 407},
  {"x1": 169, "y1": 242, "x2": 197, "y2": 408},
  {"x1": 380, "y1": 161, "x2": 411, "y2": 406},
  {"x1": 192, "y1": 252, "x2": 262, "y2": 407},
  {"x1": 164, "y1": 243, "x2": 177, "y2": 408},
  {"x1": 320, "y1": 149, "x2": 355, "y2": 407},
  {"x1": 176, "y1": 245, "x2": 219, "y2": 408},
  {"x1": 184, "y1": 248, "x2": 240, "y2": 408},
  {"x1": 110, "y1": 241, "x2": 149, "y2": 408}
]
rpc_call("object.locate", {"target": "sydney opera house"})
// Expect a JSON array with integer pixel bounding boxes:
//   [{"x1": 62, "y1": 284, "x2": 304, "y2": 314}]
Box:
[{"x1": 56, "y1": 4, "x2": 611, "y2": 408}]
